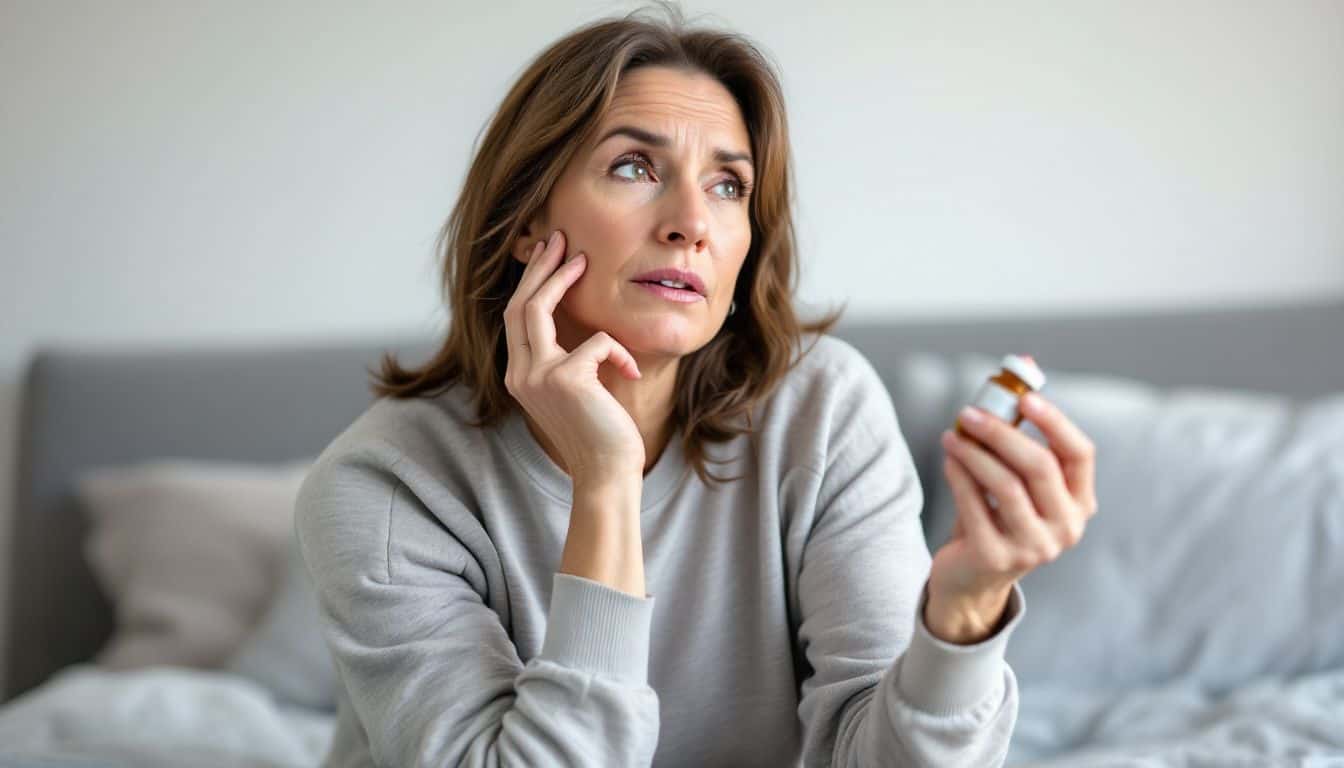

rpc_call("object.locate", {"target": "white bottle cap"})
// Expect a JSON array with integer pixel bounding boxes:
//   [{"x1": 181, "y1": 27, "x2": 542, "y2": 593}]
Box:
[{"x1": 1001, "y1": 354, "x2": 1046, "y2": 390}]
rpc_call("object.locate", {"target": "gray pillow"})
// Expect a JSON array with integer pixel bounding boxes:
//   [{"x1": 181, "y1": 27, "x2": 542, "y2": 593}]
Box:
[
  {"x1": 225, "y1": 526, "x2": 337, "y2": 712},
  {"x1": 77, "y1": 458, "x2": 314, "y2": 670},
  {"x1": 915, "y1": 353, "x2": 1344, "y2": 693}
]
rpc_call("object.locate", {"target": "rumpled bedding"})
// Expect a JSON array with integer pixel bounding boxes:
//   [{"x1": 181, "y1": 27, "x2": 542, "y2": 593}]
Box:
[
  {"x1": 1, "y1": 664, "x2": 1341, "y2": 766},
  {"x1": 0, "y1": 664, "x2": 333, "y2": 767},
  {"x1": 1008, "y1": 667, "x2": 1344, "y2": 767}
]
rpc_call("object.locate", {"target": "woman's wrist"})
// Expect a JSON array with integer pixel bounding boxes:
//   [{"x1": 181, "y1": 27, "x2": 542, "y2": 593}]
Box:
[
  {"x1": 571, "y1": 467, "x2": 643, "y2": 497},
  {"x1": 559, "y1": 474, "x2": 646, "y2": 597},
  {"x1": 923, "y1": 583, "x2": 1015, "y2": 645}
]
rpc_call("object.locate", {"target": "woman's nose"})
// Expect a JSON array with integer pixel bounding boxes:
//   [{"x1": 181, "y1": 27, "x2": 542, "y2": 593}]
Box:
[{"x1": 658, "y1": 179, "x2": 710, "y2": 250}]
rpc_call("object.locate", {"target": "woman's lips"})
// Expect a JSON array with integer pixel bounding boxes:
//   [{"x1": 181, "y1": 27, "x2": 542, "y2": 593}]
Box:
[{"x1": 633, "y1": 281, "x2": 704, "y2": 303}]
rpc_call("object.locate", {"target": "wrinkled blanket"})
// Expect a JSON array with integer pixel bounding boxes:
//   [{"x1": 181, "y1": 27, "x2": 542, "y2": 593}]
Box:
[
  {"x1": 0, "y1": 664, "x2": 332, "y2": 767},
  {"x1": 1008, "y1": 667, "x2": 1344, "y2": 767}
]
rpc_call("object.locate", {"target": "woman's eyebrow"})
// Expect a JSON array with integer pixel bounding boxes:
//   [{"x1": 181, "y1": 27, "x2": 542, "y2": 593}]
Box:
[{"x1": 596, "y1": 124, "x2": 753, "y2": 170}]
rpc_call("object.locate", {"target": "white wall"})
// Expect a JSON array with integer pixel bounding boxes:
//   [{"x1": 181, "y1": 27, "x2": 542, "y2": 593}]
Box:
[{"x1": 2, "y1": 0, "x2": 1342, "y2": 681}]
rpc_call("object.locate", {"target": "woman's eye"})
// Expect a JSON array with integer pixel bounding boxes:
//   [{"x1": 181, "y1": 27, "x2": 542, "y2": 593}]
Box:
[
  {"x1": 712, "y1": 179, "x2": 740, "y2": 199},
  {"x1": 612, "y1": 157, "x2": 653, "y2": 182},
  {"x1": 611, "y1": 155, "x2": 749, "y2": 201}
]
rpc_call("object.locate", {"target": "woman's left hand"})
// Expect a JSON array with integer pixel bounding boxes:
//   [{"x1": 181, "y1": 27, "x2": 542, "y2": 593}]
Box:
[{"x1": 925, "y1": 391, "x2": 1099, "y2": 644}]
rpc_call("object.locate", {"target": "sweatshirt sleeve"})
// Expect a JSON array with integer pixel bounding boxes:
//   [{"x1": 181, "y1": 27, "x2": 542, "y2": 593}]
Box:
[
  {"x1": 294, "y1": 450, "x2": 660, "y2": 768},
  {"x1": 792, "y1": 345, "x2": 1025, "y2": 767}
]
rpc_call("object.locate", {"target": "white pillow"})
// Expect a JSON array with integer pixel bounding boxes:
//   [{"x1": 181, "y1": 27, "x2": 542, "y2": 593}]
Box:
[
  {"x1": 225, "y1": 527, "x2": 337, "y2": 712},
  {"x1": 916, "y1": 353, "x2": 1344, "y2": 692},
  {"x1": 77, "y1": 458, "x2": 314, "y2": 670}
]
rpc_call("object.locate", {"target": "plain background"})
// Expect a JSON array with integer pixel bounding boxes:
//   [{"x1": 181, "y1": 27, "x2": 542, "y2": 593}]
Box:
[{"x1": 2, "y1": 0, "x2": 1342, "y2": 679}]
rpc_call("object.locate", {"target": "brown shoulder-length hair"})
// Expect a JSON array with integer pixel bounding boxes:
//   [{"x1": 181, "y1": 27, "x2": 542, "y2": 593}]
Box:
[{"x1": 369, "y1": 2, "x2": 844, "y2": 486}]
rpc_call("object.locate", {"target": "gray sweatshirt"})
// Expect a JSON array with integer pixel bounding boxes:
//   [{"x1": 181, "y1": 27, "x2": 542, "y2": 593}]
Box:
[{"x1": 295, "y1": 333, "x2": 1026, "y2": 767}]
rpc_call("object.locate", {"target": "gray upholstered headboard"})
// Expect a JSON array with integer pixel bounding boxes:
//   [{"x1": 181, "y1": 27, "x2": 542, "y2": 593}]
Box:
[{"x1": 7, "y1": 298, "x2": 1343, "y2": 701}]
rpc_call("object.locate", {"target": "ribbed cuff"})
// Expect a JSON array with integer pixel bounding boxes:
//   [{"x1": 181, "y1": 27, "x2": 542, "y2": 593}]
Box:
[
  {"x1": 539, "y1": 572, "x2": 655, "y2": 684},
  {"x1": 896, "y1": 579, "x2": 1026, "y2": 715}
]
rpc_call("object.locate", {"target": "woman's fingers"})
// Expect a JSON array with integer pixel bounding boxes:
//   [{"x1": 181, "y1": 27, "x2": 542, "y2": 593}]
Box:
[
  {"x1": 953, "y1": 407, "x2": 1075, "y2": 526},
  {"x1": 502, "y1": 228, "x2": 638, "y2": 385},
  {"x1": 568, "y1": 330, "x2": 641, "y2": 381},
  {"x1": 523, "y1": 253, "x2": 587, "y2": 364},
  {"x1": 504, "y1": 231, "x2": 566, "y2": 373},
  {"x1": 516, "y1": 230, "x2": 567, "y2": 301},
  {"x1": 1019, "y1": 393, "x2": 1098, "y2": 514},
  {"x1": 502, "y1": 239, "x2": 543, "y2": 380},
  {"x1": 941, "y1": 429, "x2": 1053, "y2": 548},
  {"x1": 943, "y1": 455, "x2": 1006, "y2": 561}
]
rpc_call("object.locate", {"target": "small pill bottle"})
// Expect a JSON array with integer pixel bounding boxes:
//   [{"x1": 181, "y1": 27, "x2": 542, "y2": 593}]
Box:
[{"x1": 954, "y1": 354, "x2": 1047, "y2": 437}]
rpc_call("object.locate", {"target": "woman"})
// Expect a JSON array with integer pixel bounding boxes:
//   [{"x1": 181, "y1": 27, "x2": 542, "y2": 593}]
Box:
[{"x1": 296, "y1": 5, "x2": 1099, "y2": 767}]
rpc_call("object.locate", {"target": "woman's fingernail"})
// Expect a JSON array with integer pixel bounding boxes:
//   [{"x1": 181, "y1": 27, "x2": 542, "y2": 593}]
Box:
[
  {"x1": 1022, "y1": 393, "x2": 1041, "y2": 413},
  {"x1": 959, "y1": 406, "x2": 984, "y2": 425},
  {"x1": 548, "y1": 229, "x2": 561, "y2": 246}
]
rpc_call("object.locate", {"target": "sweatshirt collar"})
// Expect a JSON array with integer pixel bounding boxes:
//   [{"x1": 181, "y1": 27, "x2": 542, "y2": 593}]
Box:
[{"x1": 499, "y1": 405, "x2": 690, "y2": 513}]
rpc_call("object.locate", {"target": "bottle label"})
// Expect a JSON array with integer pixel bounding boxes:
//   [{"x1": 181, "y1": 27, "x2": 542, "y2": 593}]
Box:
[{"x1": 970, "y1": 380, "x2": 1020, "y2": 424}]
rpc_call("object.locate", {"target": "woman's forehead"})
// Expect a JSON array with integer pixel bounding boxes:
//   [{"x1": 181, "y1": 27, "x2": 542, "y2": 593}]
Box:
[{"x1": 596, "y1": 69, "x2": 751, "y2": 157}]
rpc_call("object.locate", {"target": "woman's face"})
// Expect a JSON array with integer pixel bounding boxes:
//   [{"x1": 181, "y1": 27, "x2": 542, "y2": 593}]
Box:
[{"x1": 515, "y1": 65, "x2": 754, "y2": 361}]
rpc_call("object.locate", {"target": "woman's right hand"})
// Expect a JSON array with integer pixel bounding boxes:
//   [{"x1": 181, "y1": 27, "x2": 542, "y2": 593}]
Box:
[{"x1": 503, "y1": 229, "x2": 646, "y2": 484}]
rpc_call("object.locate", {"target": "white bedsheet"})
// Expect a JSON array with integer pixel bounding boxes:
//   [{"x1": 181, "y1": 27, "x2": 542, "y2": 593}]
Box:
[
  {"x1": 1008, "y1": 666, "x2": 1344, "y2": 767},
  {"x1": 0, "y1": 664, "x2": 333, "y2": 767}
]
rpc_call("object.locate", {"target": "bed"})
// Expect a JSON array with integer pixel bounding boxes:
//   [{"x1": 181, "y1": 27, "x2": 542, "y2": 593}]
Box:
[{"x1": 5, "y1": 298, "x2": 1343, "y2": 766}]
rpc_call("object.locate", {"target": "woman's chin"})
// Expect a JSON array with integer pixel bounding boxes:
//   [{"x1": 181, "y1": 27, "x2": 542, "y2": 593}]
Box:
[{"x1": 611, "y1": 319, "x2": 712, "y2": 359}]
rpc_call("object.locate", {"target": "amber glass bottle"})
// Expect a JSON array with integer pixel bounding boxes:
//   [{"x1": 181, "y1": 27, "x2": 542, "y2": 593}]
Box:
[{"x1": 954, "y1": 354, "x2": 1047, "y2": 437}]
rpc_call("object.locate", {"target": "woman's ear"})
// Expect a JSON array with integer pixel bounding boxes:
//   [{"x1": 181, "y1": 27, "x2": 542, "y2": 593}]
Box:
[{"x1": 512, "y1": 220, "x2": 549, "y2": 266}]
